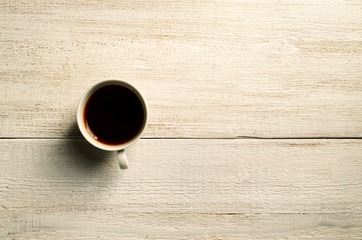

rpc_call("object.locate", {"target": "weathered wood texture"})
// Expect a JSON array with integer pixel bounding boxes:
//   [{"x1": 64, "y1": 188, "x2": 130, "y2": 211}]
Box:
[
  {"x1": 1, "y1": 0, "x2": 361, "y2": 239},
  {"x1": 0, "y1": 139, "x2": 361, "y2": 238},
  {"x1": 1, "y1": 212, "x2": 361, "y2": 239},
  {"x1": 1, "y1": 0, "x2": 361, "y2": 138}
]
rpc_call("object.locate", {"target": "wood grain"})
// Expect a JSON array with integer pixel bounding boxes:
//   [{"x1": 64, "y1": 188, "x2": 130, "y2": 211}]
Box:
[
  {"x1": 1, "y1": 212, "x2": 361, "y2": 239},
  {"x1": 0, "y1": 0, "x2": 361, "y2": 138},
  {"x1": 1, "y1": 1, "x2": 361, "y2": 239},
  {"x1": 0, "y1": 139, "x2": 361, "y2": 238}
]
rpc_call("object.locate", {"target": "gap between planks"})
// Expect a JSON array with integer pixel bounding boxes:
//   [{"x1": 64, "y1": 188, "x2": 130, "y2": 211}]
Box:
[{"x1": 0, "y1": 137, "x2": 362, "y2": 140}]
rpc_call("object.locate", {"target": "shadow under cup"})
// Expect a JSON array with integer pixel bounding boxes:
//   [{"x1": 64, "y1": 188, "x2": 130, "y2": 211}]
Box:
[{"x1": 77, "y1": 80, "x2": 148, "y2": 153}]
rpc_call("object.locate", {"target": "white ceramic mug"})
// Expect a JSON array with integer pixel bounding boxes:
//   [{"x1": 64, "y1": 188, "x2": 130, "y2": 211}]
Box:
[{"x1": 77, "y1": 80, "x2": 148, "y2": 169}]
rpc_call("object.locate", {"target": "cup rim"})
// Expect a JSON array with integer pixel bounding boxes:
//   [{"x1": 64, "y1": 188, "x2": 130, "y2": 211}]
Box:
[{"x1": 77, "y1": 80, "x2": 148, "y2": 151}]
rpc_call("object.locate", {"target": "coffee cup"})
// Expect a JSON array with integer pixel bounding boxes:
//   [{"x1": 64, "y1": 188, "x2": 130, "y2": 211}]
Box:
[{"x1": 77, "y1": 80, "x2": 148, "y2": 169}]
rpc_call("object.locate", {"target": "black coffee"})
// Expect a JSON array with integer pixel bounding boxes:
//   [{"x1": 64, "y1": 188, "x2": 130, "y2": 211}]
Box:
[{"x1": 84, "y1": 84, "x2": 145, "y2": 146}]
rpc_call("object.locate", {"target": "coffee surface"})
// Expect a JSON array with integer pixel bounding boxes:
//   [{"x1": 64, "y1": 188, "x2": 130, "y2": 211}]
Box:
[{"x1": 84, "y1": 85, "x2": 145, "y2": 145}]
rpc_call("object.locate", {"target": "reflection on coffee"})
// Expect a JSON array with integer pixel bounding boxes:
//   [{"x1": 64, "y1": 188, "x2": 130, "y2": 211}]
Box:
[{"x1": 84, "y1": 85, "x2": 145, "y2": 145}]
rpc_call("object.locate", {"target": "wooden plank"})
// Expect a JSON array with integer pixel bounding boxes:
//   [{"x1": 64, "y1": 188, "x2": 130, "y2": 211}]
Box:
[
  {"x1": 0, "y1": 139, "x2": 361, "y2": 238},
  {"x1": 0, "y1": 0, "x2": 361, "y2": 138},
  {"x1": 1, "y1": 212, "x2": 361, "y2": 239}
]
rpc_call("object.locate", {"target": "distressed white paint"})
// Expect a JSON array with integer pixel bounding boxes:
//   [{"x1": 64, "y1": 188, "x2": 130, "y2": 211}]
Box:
[
  {"x1": 0, "y1": 139, "x2": 361, "y2": 238},
  {"x1": 2, "y1": 212, "x2": 361, "y2": 239},
  {"x1": 1, "y1": 0, "x2": 361, "y2": 239},
  {"x1": 0, "y1": 0, "x2": 361, "y2": 138}
]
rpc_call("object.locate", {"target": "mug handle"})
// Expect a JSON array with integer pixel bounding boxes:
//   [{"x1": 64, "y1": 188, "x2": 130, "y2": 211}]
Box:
[{"x1": 117, "y1": 149, "x2": 129, "y2": 169}]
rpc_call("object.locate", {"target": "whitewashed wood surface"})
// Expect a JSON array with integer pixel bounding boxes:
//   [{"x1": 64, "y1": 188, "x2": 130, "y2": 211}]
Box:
[
  {"x1": 0, "y1": 0, "x2": 361, "y2": 239},
  {"x1": 1, "y1": 139, "x2": 361, "y2": 239},
  {"x1": 0, "y1": 0, "x2": 361, "y2": 138}
]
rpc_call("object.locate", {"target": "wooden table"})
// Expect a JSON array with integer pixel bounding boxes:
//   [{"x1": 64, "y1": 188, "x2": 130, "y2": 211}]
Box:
[{"x1": 1, "y1": 1, "x2": 361, "y2": 239}]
